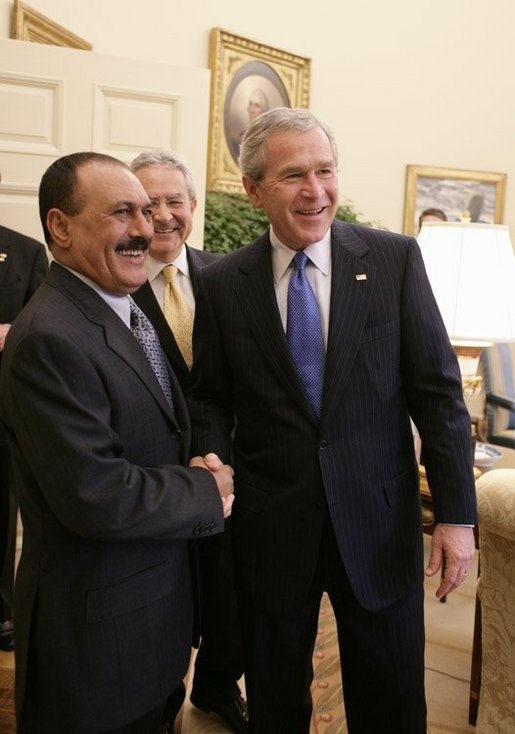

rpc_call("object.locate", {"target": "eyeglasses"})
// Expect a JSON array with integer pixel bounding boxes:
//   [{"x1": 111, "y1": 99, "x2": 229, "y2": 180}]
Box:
[{"x1": 148, "y1": 198, "x2": 191, "y2": 214}]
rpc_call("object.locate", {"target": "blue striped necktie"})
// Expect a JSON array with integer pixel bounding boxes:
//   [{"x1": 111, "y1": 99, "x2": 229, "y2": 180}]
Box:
[
  {"x1": 286, "y1": 251, "x2": 325, "y2": 417},
  {"x1": 128, "y1": 297, "x2": 174, "y2": 411}
]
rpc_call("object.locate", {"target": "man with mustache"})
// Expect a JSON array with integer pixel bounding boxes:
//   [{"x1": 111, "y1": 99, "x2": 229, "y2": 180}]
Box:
[{"x1": 0, "y1": 152, "x2": 234, "y2": 734}]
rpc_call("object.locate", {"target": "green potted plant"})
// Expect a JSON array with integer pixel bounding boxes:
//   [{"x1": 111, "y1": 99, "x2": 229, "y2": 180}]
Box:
[{"x1": 203, "y1": 191, "x2": 371, "y2": 254}]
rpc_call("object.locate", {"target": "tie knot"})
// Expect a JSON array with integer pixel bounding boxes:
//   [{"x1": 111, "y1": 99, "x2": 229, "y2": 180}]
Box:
[
  {"x1": 162, "y1": 264, "x2": 178, "y2": 285},
  {"x1": 292, "y1": 251, "x2": 309, "y2": 271},
  {"x1": 128, "y1": 296, "x2": 141, "y2": 328}
]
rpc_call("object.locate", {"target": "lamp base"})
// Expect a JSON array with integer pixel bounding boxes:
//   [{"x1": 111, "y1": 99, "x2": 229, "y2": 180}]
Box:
[{"x1": 454, "y1": 345, "x2": 482, "y2": 393}]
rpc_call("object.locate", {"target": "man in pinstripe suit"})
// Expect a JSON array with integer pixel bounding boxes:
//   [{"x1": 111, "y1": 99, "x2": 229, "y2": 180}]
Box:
[{"x1": 188, "y1": 108, "x2": 477, "y2": 733}]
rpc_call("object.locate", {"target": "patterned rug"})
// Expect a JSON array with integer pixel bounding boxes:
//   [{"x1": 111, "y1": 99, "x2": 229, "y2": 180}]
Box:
[
  {"x1": 0, "y1": 597, "x2": 346, "y2": 734},
  {"x1": 0, "y1": 665, "x2": 15, "y2": 734},
  {"x1": 310, "y1": 593, "x2": 347, "y2": 733}
]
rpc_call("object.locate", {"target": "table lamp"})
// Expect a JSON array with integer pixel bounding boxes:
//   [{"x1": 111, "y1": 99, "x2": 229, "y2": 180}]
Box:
[
  {"x1": 417, "y1": 221, "x2": 515, "y2": 434},
  {"x1": 417, "y1": 221, "x2": 515, "y2": 354}
]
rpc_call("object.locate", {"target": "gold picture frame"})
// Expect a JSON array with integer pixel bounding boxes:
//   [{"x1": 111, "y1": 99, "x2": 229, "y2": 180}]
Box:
[
  {"x1": 403, "y1": 164, "x2": 506, "y2": 236},
  {"x1": 11, "y1": 0, "x2": 92, "y2": 50},
  {"x1": 207, "y1": 28, "x2": 311, "y2": 193}
]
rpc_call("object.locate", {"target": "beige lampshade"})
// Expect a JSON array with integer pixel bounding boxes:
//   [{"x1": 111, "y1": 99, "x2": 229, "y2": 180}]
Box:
[{"x1": 417, "y1": 222, "x2": 515, "y2": 345}]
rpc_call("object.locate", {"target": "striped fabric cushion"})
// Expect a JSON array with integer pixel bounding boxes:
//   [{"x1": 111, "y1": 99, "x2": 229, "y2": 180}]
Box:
[{"x1": 481, "y1": 343, "x2": 515, "y2": 433}]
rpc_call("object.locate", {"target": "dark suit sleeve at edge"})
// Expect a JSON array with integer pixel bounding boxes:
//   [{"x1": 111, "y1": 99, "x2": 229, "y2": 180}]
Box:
[
  {"x1": 188, "y1": 269, "x2": 234, "y2": 462},
  {"x1": 26, "y1": 244, "x2": 49, "y2": 302},
  {"x1": 400, "y1": 238, "x2": 477, "y2": 524}
]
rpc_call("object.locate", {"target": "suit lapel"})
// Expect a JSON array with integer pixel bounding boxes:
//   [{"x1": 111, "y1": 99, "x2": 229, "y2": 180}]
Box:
[
  {"x1": 321, "y1": 222, "x2": 376, "y2": 426},
  {"x1": 47, "y1": 264, "x2": 181, "y2": 429},
  {"x1": 186, "y1": 245, "x2": 218, "y2": 297},
  {"x1": 235, "y1": 235, "x2": 318, "y2": 424},
  {"x1": 133, "y1": 247, "x2": 218, "y2": 383},
  {"x1": 132, "y1": 279, "x2": 187, "y2": 381},
  {"x1": 103, "y1": 312, "x2": 183, "y2": 431},
  {"x1": 234, "y1": 225, "x2": 378, "y2": 425}
]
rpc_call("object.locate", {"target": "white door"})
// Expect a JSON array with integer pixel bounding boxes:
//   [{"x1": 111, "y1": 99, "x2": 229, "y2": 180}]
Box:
[{"x1": 0, "y1": 38, "x2": 210, "y2": 247}]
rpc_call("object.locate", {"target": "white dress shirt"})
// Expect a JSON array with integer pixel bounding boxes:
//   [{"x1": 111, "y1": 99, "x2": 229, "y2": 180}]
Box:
[
  {"x1": 145, "y1": 247, "x2": 196, "y2": 315},
  {"x1": 60, "y1": 264, "x2": 131, "y2": 327}
]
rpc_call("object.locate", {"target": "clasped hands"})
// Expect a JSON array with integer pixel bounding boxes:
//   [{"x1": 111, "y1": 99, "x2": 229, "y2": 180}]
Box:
[{"x1": 189, "y1": 452, "x2": 234, "y2": 518}]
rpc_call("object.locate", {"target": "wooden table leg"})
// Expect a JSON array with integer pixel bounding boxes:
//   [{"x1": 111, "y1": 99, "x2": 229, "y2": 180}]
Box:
[{"x1": 469, "y1": 592, "x2": 482, "y2": 725}]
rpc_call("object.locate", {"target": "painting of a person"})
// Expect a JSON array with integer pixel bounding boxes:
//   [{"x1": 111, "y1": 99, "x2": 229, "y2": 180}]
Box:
[
  {"x1": 227, "y1": 87, "x2": 271, "y2": 162},
  {"x1": 247, "y1": 88, "x2": 270, "y2": 125}
]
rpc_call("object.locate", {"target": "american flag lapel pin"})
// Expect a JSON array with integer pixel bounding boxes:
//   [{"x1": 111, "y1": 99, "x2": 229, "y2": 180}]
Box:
[{"x1": 355, "y1": 273, "x2": 367, "y2": 281}]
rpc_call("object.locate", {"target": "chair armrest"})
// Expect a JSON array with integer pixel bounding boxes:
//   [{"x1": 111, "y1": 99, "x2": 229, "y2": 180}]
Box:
[
  {"x1": 486, "y1": 392, "x2": 515, "y2": 411},
  {"x1": 477, "y1": 469, "x2": 515, "y2": 541}
]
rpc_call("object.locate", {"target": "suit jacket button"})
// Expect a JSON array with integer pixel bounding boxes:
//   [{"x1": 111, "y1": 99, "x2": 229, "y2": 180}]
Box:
[{"x1": 319, "y1": 439, "x2": 329, "y2": 450}]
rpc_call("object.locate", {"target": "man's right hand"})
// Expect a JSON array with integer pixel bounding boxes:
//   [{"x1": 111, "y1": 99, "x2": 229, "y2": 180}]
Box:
[{"x1": 189, "y1": 453, "x2": 235, "y2": 518}]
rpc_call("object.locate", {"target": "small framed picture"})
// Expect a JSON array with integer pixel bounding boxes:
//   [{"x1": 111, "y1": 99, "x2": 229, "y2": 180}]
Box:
[{"x1": 403, "y1": 164, "x2": 506, "y2": 236}]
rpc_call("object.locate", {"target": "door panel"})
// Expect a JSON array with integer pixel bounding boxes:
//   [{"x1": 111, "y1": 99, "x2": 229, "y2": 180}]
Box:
[{"x1": 0, "y1": 38, "x2": 210, "y2": 246}]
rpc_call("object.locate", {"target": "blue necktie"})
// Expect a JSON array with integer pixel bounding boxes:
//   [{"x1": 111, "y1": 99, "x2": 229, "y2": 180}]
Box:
[
  {"x1": 286, "y1": 251, "x2": 325, "y2": 417},
  {"x1": 128, "y1": 297, "x2": 174, "y2": 411}
]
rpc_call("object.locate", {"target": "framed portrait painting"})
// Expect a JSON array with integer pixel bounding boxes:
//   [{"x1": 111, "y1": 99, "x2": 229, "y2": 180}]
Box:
[
  {"x1": 207, "y1": 28, "x2": 311, "y2": 192},
  {"x1": 403, "y1": 164, "x2": 506, "y2": 236}
]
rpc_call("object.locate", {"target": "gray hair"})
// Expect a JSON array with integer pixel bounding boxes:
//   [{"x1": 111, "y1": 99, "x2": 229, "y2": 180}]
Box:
[
  {"x1": 129, "y1": 149, "x2": 197, "y2": 201},
  {"x1": 238, "y1": 107, "x2": 339, "y2": 183}
]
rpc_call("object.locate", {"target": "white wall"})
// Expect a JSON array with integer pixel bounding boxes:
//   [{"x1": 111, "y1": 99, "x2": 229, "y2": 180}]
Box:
[{"x1": 2, "y1": 0, "x2": 515, "y2": 236}]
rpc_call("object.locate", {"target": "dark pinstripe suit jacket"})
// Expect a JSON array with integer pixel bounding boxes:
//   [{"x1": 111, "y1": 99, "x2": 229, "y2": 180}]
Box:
[
  {"x1": 133, "y1": 245, "x2": 217, "y2": 392},
  {"x1": 189, "y1": 220, "x2": 477, "y2": 614}
]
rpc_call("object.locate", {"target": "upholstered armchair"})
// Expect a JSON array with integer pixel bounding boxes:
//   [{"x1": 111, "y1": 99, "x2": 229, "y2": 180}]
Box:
[
  {"x1": 475, "y1": 468, "x2": 515, "y2": 733},
  {"x1": 480, "y1": 343, "x2": 515, "y2": 450}
]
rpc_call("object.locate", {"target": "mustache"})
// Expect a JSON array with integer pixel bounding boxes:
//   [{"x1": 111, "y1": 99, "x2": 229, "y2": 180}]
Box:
[{"x1": 115, "y1": 237, "x2": 150, "y2": 252}]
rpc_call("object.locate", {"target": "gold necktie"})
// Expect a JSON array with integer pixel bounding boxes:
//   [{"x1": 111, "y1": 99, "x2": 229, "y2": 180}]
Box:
[{"x1": 162, "y1": 264, "x2": 194, "y2": 370}]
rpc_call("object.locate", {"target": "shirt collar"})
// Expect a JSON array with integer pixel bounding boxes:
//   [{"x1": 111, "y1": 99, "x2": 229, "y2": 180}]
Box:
[
  {"x1": 146, "y1": 245, "x2": 190, "y2": 283},
  {"x1": 58, "y1": 264, "x2": 131, "y2": 326},
  {"x1": 270, "y1": 226, "x2": 331, "y2": 284}
]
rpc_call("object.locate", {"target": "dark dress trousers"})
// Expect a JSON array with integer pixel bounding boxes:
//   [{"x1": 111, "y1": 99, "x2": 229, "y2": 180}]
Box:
[
  {"x1": 0, "y1": 225, "x2": 48, "y2": 621},
  {"x1": 133, "y1": 245, "x2": 243, "y2": 702},
  {"x1": 188, "y1": 221, "x2": 477, "y2": 731},
  {"x1": 0, "y1": 262, "x2": 225, "y2": 734}
]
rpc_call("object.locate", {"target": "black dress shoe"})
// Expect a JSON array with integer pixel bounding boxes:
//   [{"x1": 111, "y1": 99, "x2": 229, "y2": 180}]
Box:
[
  {"x1": 0, "y1": 620, "x2": 14, "y2": 652},
  {"x1": 190, "y1": 691, "x2": 249, "y2": 733}
]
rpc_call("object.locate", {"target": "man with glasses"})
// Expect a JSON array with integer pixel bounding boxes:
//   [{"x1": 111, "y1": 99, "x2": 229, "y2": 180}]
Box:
[{"x1": 130, "y1": 150, "x2": 247, "y2": 733}]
